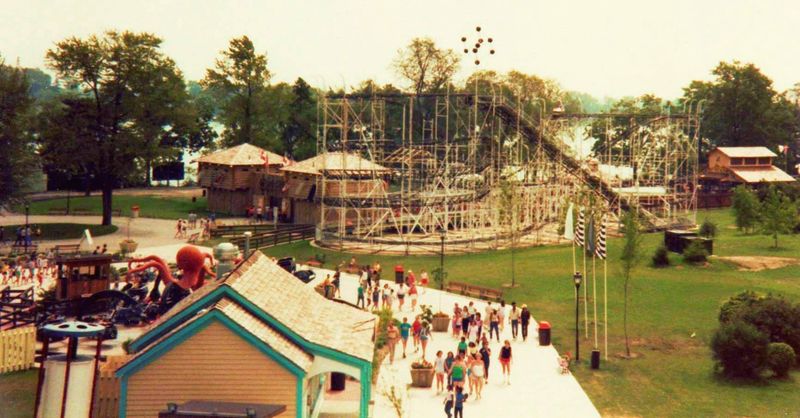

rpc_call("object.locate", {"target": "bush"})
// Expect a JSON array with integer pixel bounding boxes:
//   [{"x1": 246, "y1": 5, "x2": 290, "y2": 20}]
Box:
[
  {"x1": 711, "y1": 321, "x2": 769, "y2": 378},
  {"x1": 736, "y1": 295, "x2": 800, "y2": 356},
  {"x1": 699, "y1": 219, "x2": 718, "y2": 238},
  {"x1": 683, "y1": 241, "x2": 708, "y2": 264},
  {"x1": 651, "y1": 245, "x2": 670, "y2": 267},
  {"x1": 719, "y1": 291, "x2": 762, "y2": 324},
  {"x1": 767, "y1": 342, "x2": 796, "y2": 378}
]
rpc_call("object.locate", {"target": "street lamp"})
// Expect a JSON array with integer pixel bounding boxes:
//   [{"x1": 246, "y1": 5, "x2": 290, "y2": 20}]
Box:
[
  {"x1": 243, "y1": 231, "x2": 253, "y2": 260},
  {"x1": 573, "y1": 271, "x2": 583, "y2": 362},
  {"x1": 24, "y1": 203, "x2": 30, "y2": 253}
]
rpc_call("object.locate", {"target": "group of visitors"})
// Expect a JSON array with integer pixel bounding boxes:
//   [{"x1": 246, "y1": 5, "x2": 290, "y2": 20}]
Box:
[
  {"x1": 245, "y1": 205, "x2": 275, "y2": 223},
  {"x1": 0, "y1": 252, "x2": 58, "y2": 289},
  {"x1": 356, "y1": 268, "x2": 427, "y2": 312},
  {"x1": 174, "y1": 216, "x2": 213, "y2": 240},
  {"x1": 452, "y1": 301, "x2": 532, "y2": 343},
  {"x1": 0, "y1": 225, "x2": 40, "y2": 248}
]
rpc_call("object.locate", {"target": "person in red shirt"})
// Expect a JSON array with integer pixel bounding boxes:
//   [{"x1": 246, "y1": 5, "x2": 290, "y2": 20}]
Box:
[
  {"x1": 409, "y1": 283, "x2": 419, "y2": 311},
  {"x1": 412, "y1": 315, "x2": 422, "y2": 353}
]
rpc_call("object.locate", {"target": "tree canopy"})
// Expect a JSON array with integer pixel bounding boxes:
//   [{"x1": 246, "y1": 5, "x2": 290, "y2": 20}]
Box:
[
  {"x1": 393, "y1": 37, "x2": 460, "y2": 96},
  {"x1": 0, "y1": 58, "x2": 38, "y2": 204}
]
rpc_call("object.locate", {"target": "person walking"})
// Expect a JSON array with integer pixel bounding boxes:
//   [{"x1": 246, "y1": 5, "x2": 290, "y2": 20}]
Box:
[
  {"x1": 499, "y1": 340, "x2": 513, "y2": 384},
  {"x1": 420, "y1": 321, "x2": 432, "y2": 360},
  {"x1": 444, "y1": 351, "x2": 455, "y2": 386},
  {"x1": 454, "y1": 386, "x2": 468, "y2": 418},
  {"x1": 322, "y1": 274, "x2": 332, "y2": 299},
  {"x1": 412, "y1": 315, "x2": 422, "y2": 353},
  {"x1": 400, "y1": 317, "x2": 412, "y2": 359},
  {"x1": 489, "y1": 309, "x2": 500, "y2": 342},
  {"x1": 452, "y1": 304, "x2": 462, "y2": 338},
  {"x1": 382, "y1": 284, "x2": 391, "y2": 309},
  {"x1": 409, "y1": 283, "x2": 419, "y2": 311},
  {"x1": 371, "y1": 285, "x2": 380, "y2": 309},
  {"x1": 469, "y1": 354, "x2": 484, "y2": 399},
  {"x1": 520, "y1": 304, "x2": 531, "y2": 342},
  {"x1": 449, "y1": 355, "x2": 467, "y2": 392},
  {"x1": 497, "y1": 301, "x2": 506, "y2": 334},
  {"x1": 420, "y1": 269, "x2": 429, "y2": 294},
  {"x1": 386, "y1": 322, "x2": 400, "y2": 365},
  {"x1": 397, "y1": 283, "x2": 406, "y2": 311},
  {"x1": 356, "y1": 281, "x2": 365, "y2": 309},
  {"x1": 332, "y1": 269, "x2": 342, "y2": 298},
  {"x1": 479, "y1": 339, "x2": 491, "y2": 384},
  {"x1": 443, "y1": 384, "x2": 455, "y2": 418},
  {"x1": 434, "y1": 350, "x2": 446, "y2": 393},
  {"x1": 509, "y1": 302, "x2": 520, "y2": 340},
  {"x1": 461, "y1": 306, "x2": 470, "y2": 338},
  {"x1": 457, "y1": 337, "x2": 468, "y2": 356}
]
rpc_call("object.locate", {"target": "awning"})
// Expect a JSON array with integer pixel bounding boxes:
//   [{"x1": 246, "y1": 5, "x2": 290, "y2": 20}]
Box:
[
  {"x1": 284, "y1": 179, "x2": 315, "y2": 199},
  {"x1": 730, "y1": 166, "x2": 795, "y2": 183}
]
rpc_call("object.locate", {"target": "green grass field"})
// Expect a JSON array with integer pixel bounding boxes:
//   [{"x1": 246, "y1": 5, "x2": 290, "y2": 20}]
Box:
[
  {"x1": 20, "y1": 195, "x2": 210, "y2": 220},
  {"x1": 2, "y1": 223, "x2": 118, "y2": 241},
  {"x1": 262, "y1": 208, "x2": 800, "y2": 417},
  {"x1": 0, "y1": 370, "x2": 36, "y2": 418}
]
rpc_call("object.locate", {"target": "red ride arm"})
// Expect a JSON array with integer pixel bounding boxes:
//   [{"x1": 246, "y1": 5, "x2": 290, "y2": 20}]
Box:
[{"x1": 125, "y1": 261, "x2": 184, "y2": 290}]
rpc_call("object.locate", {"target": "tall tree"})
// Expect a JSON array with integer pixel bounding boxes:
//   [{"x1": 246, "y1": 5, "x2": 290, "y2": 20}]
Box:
[
  {"x1": 393, "y1": 38, "x2": 459, "y2": 96},
  {"x1": 620, "y1": 210, "x2": 643, "y2": 358},
  {"x1": 759, "y1": 185, "x2": 796, "y2": 248},
  {"x1": 202, "y1": 36, "x2": 277, "y2": 149},
  {"x1": 45, "y1": 30, "x2": 187, "y2": 225},
  {"x1": 281, "y1": 77, "x2": 317, "y2": 160},
  {"x1": 0, "y1": 58, "x2": 38, "y2": 204},
  {"x1": 682, "y1": 61, "x2": 798, "y2": 157},
  {"x1": 731, "y1": 185, "x2": 760, "y2": 233}
]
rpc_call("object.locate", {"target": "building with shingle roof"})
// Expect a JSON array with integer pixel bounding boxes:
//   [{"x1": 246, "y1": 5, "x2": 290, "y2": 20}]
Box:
[
  {"x1": 196, "y1": 143, "x2": 288, "y2": 215},
  {"x1": 116, "y1": 251, "x2": 376, "y2": 418}
]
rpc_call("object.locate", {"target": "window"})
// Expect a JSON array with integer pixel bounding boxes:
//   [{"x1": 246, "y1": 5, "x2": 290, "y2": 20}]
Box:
[
  {"x1": 731, "y1": 158, "x2": 743, "y2": 166},
  {"x1": 745, "y1": 158, "x2": 757, "y2": 165},
  {"x1": 757, "y1": 157, "x2": 771, "y2": 165}
]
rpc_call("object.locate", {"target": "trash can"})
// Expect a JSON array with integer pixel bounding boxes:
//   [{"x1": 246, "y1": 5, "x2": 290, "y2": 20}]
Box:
[
  {"x1": 394, "y1": 265, "x2": 404, "y2": 284},
  {"x1": 591, "y1": 349, "x2": 601, "y2": 369},
  {"x1": 538, "y1": 321, "x2": 551, "y2": 346},
  {"x1": 330, "y1": 372, "x2": 346, "y2": 391}
]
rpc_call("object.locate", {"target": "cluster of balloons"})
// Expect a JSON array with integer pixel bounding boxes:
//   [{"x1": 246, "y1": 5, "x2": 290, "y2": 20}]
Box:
[{"x1": 461, "y1": 26, "x2": 495, "y2": 65}]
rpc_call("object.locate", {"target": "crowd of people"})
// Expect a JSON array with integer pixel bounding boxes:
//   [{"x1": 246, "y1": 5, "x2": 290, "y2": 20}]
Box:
[
  {"x1": 174, "y1": 215, "x2": 213, "y2": 240},
  {"x1": 0, "y1": 251, "x2": 58, "y2": 289}
]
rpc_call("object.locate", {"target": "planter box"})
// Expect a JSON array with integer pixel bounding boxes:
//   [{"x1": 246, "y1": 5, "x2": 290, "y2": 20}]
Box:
[
  {"x1": 410, "y1": 367, "x2": 434, "y2": 388},
  {"x1": 432, "y1": 315, "x2": 450, "y2": 332},
  {"x1": 119, "y1": 240, "x2": 138, "y2": 254}
]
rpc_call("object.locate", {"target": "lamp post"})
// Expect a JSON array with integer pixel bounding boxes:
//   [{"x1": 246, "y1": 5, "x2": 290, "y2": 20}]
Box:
[
  {"x1": 243, "y1": 231, "x2": 253, "y2": 260},
  {"x1": 573, "y1": 272, "x2": 583, "y2": 362},
  {"x1": 24, "y1": 203, "x2": 30, "y2": 253}
]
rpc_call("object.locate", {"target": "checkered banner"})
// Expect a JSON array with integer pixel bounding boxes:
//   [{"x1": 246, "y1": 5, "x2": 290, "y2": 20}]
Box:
[
  {"x1": 595, "y1": 216, "x2": 607, "y2": 260},
  {"x1": 575, "y1": 209, "x2": 585, "y2": 248}
]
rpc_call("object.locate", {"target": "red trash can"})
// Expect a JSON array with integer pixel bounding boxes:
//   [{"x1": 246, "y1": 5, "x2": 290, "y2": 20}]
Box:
[{"x1": 538, "y1": 321, "x2": 551, "y2": 346}]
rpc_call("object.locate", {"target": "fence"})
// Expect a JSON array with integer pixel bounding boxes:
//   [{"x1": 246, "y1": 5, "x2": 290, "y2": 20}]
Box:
[
  {"x1": 228, "y1": 225, "x2": 315, "y2": 250},
  {"x1": 92, "y1": 355, "x2": 129, "y2": 418},
  {"x1": 0, "y1": 325, "x2": 36, "y2": 373}
]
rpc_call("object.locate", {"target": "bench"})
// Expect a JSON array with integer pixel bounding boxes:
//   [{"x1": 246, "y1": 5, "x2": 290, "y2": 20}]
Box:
[
  {"x1": 444, "y1": 280, "x2": 503, "y2": 302},
  {"x1": 71, "y1": 208, "x2": 122, "y2": 217},
  {"x1": 10, "y1": 244, "x2": 38, "y2": 255},
  {"x1": 53, "y1": 244, "x2": 81, "y2": 255}
]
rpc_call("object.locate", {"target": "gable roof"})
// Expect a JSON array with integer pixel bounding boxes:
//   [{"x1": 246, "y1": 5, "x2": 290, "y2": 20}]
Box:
[
  {"x1": 281, "y1": 152, "x2": 389, "y2": 175},
  {"x1": 122, "y1": 297, "x2": 313, "y2": 373},
  {"x1": 713, "y1": 146, "x2": 776, "y2": 158},
  {"x1": 130, "y1": 252, "x2": 376, "y2": 363},
  {"x1": 730, "y1": 166, "x2": 796, "y2": 183},
  {"x1": 196, "y1": 143, "x2": 285, "y2": 166}
]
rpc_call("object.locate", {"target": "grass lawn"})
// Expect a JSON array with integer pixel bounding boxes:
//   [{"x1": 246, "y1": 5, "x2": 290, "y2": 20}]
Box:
[
  {"x1": 20, "y1": 195, "x2": 211, "y2": 220},
  {"x1": 262, "y1": 208, "x2": 800, "y2": 417},
  {"x1": 0, "y1": 370, "x2": 37, "y2": 418},
  {"x1": 2, "y1": 223, "x2": 117, "y2": 240}
]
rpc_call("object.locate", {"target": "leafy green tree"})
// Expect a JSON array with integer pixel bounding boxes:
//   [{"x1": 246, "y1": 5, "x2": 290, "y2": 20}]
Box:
[
  {"x1": 45, "y1": 30, "x2": 187, "y2": 225},
  {"x1": 589, "y1": 94, "x2": 673, "y2": 156},
  {"x1": 0, "y1": 58, "x2": 38, "y2": 204},
  {"x1": 759, "y1": 185, "x2": 796, "y2": 248},
  {"x1": 202, "y1": 36, "x2": 279, "y2": 149},
  {"x1": 393, "y1": 37, "x2": 459, "y2": 96},
  {"x1": 683, "y1": 61, "x2": 798, "y2": 157},
  {"x1": 620, "y1": 210, "x2": 643, "y2": 357},
  {"x1": 281, "y1": 77, "x2": 317, "y2": 160},
  {"x1": 731, "y1": 185, "x2": 760, "y2": 233}
]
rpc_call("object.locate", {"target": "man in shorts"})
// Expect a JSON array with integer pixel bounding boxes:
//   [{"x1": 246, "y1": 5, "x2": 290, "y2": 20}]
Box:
[{"x1": 400, "y1": 317, "x2": 412, "y2": 358}]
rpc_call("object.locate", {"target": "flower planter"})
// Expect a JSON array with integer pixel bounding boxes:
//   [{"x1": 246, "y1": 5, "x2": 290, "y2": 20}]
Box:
[
  {"x1": 410, "y1": 367, "x2": 435, "y2": 388},
  {"x1": 432, "y1": 314, "x2": 450, "y2": 332},
  {"x1": 119, "y1": 240, "x2": 138, "y2": 254}
]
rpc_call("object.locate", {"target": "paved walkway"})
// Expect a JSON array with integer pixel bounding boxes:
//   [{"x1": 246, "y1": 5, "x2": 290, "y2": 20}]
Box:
[{"x1": 302, "y1": 266, "x2": 600, "y2": 418}]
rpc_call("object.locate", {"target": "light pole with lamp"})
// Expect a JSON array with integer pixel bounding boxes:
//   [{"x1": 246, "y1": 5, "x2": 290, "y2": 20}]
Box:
[
  {"x1": 24, "y1": 203, "x2": 30, "y2": 253},
  {"x1": 573, "y1": 271, "x2": 583, "y2": 362}
]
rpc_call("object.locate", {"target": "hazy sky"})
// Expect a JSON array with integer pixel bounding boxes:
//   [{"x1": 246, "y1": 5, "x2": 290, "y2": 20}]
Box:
[{"x1": 3, "y1": 0, "x2": 799, "y2": 99}]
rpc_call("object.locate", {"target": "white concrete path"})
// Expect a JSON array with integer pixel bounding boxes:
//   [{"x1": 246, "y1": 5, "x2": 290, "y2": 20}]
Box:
[{"x1": 302, "y1": 265, "x2": 600, "y2": 418}]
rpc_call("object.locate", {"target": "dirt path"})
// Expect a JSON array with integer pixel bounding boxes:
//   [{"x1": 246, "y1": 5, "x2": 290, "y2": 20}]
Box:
[{"x1": 716, "y1": 256, "x2": 800, "y2": 271}]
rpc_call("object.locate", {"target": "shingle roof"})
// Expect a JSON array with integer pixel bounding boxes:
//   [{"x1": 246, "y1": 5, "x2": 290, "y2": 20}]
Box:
[
  {"x1": 714, "y1": 146, "x2": 776, "y2": 158},
  {"x1": 196, "y1": 143, "x2": 285, "y2": 166},
  {"x1": 123, "y1": 296, "x2": 313, "y2": 372},
  {"x1": 730, "y1": 166, "x2": 796, "y2": 183},
  {"x1": 134, "y1": 252, "x2": 376, "y2": 362},
  {"x1": 281, "y1": 152, "x2": 389, "y2": 175}
]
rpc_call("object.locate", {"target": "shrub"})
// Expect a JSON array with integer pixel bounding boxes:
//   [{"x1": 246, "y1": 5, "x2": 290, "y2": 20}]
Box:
[
  {"x1": 711, "y1": 321, "x2": 769, "y2": 378},
  {"x1": 683, "y1": 241, "x2": 708, "y2": 264},
  {"x1": 719, "y1": 291, "x2": 762, "y2": 324},
  {"x1": 767, "y1": 342, "x2": 796, "y2": 378},
  {"x1": 731, "y1": 185, "x2": 760, "y2": 233},
  {"x1": 699, "y1": 219, "x2": 718, "y2": 238},
  {"x1": 651, "y1": 245, "x2": 670, "y2": 267},
  {"x1": 736, "y1": 295, "x2": 800, "y2": 356}
]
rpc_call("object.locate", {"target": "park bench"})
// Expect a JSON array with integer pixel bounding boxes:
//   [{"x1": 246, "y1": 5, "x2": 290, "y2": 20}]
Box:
[
  {"x1": 70, "y1": 208, "x2": 122, "y2": 217},
  {"x1": 53, "y1": 244, "x2": 81, "y2": 255},
  {"x1": 47, "y1": 207, "x2": 68, "y2": 215},
  {"x1": 444, "y1": 280, "x2": 503, "y2": 302},
  {"x1": 10, "y1": 244, "x2": 38, "y2": 255}
]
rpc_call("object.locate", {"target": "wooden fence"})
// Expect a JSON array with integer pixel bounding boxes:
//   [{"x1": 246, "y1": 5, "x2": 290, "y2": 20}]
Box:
[
  {"x1": 92, "y1": 355, "x2": 129, "y2": 418},
  {"x1": 228, "y1": 225, "x2": 315, "y2": 250},
  {"x1": 0, "y1": 325, "x2": 36, "y2": 373}
]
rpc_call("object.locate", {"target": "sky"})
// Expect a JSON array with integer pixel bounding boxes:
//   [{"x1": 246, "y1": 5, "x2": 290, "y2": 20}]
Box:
[{"x1": 2, "y1": 0, "x2": 799, "y2": 100}]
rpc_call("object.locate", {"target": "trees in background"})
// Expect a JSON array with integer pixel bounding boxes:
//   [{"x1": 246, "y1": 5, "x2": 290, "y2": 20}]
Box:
[
  {"x1": 202, "y1": 36, "x2": 279, "y2": 150},
  {"x1": 683, "y1": 61, "x2": 799, "y2": 159},
  {"x1": 281, "y1": 78, "x2": 317, "y2": 160},
  {"x1": 731, "y1": 185, "x2": 760, "y2": 233},
  {"x1": 0, "y1": 58, "x2": 38, "y2": 205},
  {"x1": 44, "y1": 31, "x2": 189, "y2": 225},
  {"x1": 759, "y1": 185, "x2": 797, "y2": 248},
  {"x1": 393, "y1": 38, "x2": 459, "y2": 96}
]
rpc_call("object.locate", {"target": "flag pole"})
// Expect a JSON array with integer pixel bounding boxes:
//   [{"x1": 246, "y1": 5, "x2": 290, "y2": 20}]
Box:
[
  {"x1": 583, "y1": 225, "x2": 588, "y2": 339},
  {"x1": 604, "y1": 255, "x2": 608, "y2": 360},
  {"x1": 593, "y1": 248, "x2": 598, "y2": 349}
]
